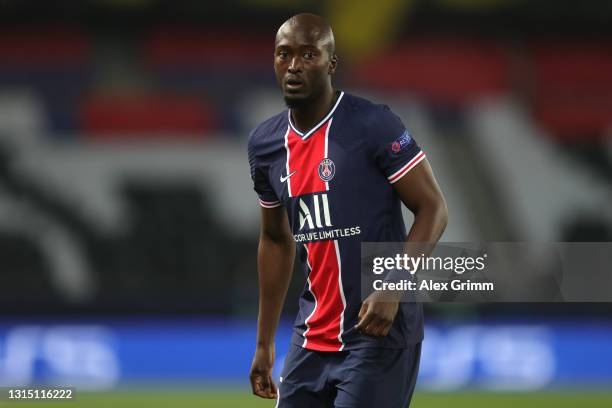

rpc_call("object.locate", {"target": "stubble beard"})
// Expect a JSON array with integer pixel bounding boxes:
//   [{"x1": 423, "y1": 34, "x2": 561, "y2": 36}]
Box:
[
  {"x1": 283, "y1": 82, "x2": 327, "y2": 110},
  {"x1": 283, "y1": 93, "x2": 311, "y2": 110}
]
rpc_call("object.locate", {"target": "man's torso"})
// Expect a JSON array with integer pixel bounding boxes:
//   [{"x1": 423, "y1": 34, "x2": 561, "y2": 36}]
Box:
[{"x1": 248, "y1": 92, "x2": 424, "y2": 351}]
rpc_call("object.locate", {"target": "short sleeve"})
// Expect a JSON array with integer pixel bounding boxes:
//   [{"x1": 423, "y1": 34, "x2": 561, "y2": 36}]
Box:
[
  {"x1": 373, "y1": 106, "x2": 426, "y2": 184},
  {"x1": 248, "y1": 135, "x2": 282, "y2": 208}
]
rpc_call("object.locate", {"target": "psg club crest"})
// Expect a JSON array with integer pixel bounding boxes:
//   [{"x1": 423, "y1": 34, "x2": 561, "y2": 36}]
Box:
[{"x1": 318, "y1": 158, "x2": 335, "y2": 182}]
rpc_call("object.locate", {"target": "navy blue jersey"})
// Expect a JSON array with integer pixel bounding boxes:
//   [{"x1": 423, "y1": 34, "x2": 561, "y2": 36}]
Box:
[{"x1": 248, "y1": 92, "x2": 425, "y2": 351}]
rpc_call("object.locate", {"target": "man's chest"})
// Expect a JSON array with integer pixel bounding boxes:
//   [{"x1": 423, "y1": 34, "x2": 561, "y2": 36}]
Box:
[{"x1": 267, "y1": 123, "x2": 369, "y2": 203}]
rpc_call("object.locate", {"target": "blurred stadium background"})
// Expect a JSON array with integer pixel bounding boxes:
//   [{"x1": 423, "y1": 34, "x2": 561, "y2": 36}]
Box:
[{"x1": 0, "y1": 0, "x2": 611, "y2": 406}]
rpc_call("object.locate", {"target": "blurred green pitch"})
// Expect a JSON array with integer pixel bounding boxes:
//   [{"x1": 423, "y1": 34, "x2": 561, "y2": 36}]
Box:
[{"x1": 2, "y1": 390, "x2": 612, "y2": 408}]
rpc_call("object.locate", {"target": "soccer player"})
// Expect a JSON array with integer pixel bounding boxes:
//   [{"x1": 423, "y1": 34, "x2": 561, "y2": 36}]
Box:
[{"x1": 248, "y1": 13, "x2": 448, "y2": 407}]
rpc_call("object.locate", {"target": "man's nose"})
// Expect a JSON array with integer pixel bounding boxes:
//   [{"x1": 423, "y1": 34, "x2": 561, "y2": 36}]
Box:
[{"x1": 288, "y1": 56, "x2": 302, "y2": 73}]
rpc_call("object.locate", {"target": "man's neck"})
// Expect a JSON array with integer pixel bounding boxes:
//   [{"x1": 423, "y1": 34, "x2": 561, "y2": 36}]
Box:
[{"x1": 290, "y1": 88, "x2": 337, "y2": 133}]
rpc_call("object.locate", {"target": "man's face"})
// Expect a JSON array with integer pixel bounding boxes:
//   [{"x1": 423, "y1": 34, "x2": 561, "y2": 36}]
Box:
[{"x1": 274, "y1": 27, "x2": 336, "y2": 108}]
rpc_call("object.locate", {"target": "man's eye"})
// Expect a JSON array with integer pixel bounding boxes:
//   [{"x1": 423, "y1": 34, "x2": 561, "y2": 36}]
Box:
[
  {"x1": 278, "y1": 51, "x2": 288, "y2": 59},
  {"x1": 304, "y1": 52, "x2": 314, "y2": 59}
]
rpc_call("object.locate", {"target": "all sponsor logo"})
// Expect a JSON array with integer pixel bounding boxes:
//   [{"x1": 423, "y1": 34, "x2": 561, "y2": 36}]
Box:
[
  {"x1": 298, "y1": 193, "x2": 332, "y2": 230},
  {"x1": 294, "y1": 193, "x2": 361, "y2": 242}
]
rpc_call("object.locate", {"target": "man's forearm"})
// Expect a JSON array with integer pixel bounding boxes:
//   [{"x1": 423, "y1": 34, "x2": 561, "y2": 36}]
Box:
[
  {"x1": 406, "y1": 202, "x2": 448, "y2": 245},
  {"x1": 256, "y1": 235, "x2": 295, "y2": 348},
  {"x1": 356, "y1": 200, "x2": 447, "y2": 334},
  {"x1": 383, "y1": 202, "x2": 448, "y2": 291}
]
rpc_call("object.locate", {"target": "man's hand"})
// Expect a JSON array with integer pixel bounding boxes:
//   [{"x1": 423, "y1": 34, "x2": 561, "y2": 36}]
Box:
[
  {"x1": 354, "y1": 291, "x2": 400, "y2": 337},
  {"x1": 249, "y1": 344, "x2": 278, "y2": 399}
]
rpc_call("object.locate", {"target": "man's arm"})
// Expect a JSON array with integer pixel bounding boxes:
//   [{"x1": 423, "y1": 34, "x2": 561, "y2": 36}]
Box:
[
  {"x1": 395, "y1": 158, "x2": 448, "y2": 243},
  {"x1": 249, "y1": 206, "x2": 296, "y2": 399},
  {"x1": 355, "y1": 158, "x2": 448, "y2": 337}
]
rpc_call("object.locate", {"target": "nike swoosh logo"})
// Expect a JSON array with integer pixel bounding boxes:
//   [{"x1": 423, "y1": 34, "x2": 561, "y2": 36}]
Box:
[{"x1": 280, "y1": 171, "x2": 297, "y2": 183}]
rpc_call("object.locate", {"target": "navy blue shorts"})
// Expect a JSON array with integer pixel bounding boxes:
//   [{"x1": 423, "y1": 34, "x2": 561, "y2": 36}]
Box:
[{"x1": 277, "y1": 342, "x2": 421, "y2": 408}]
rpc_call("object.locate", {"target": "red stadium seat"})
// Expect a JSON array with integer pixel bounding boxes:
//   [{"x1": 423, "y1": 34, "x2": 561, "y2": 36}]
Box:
[
  {"x1": 80, "y1": 93, "x2": 218, "y2": 137},
  {"x1": 350, "y1": 38, "x2": 509, "y2": 105},
  {"x1": 534, "y1": 95, "x2": 612, "y2": 140},
  {"x1": 530, "y1": 41, "x2": 612, "y2": 140},
  {"x1": 532, "y1": 42, "x2": 612, "y2": 95},
  {"x1": 0, "y1": 27, "x2": 89, "y2": 65},
  {"x1": 144, "y1": 28, "x2": 271, "y2": 68}
]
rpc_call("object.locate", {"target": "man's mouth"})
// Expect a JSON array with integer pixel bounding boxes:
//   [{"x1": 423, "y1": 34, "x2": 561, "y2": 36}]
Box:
[{"x1": 285, "y1": 78, "x2": 304, "y2": 91}]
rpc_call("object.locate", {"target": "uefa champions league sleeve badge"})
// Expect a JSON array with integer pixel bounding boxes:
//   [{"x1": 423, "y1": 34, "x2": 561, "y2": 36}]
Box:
[{"x1": 391, "y1": 130, "x2": 413, "y2": 154}]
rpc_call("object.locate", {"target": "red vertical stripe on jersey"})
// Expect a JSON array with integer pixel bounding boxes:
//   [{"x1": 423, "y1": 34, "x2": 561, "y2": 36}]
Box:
[
  {"x1": 285, "y1": 118, "x2": 344, "y2": 351},
  {"x1": 286, "y1": 122, "x2": 328, "y2": 197},
  {"x1": 304, "y1": 240, "x2": 344, "y2": 351}
]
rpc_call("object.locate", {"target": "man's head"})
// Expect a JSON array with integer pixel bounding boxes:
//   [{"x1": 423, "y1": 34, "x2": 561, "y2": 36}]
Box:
[{"x1": 274, "y1": 13, "x2": 337, "y2": 109}]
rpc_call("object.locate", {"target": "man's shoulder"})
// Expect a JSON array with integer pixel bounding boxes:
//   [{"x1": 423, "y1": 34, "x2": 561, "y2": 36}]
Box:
[
  {"x1": 341, "y1": 93, "x2": 403, "y2": 144},
  {"x1": 342, "y1": 92, "x2": 397, "y2": 126},
  {"x1": 248, "y1": 111, "x2": 288, "y2": 149}
]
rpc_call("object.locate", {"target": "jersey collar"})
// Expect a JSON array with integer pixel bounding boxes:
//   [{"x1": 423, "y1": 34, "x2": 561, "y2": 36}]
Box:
[{"x1": 287, "y1": 91, "x2": 345, "y2": 141}]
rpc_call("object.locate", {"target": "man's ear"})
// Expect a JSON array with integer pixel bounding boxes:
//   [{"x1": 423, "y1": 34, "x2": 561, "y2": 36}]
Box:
[{"x1": 329, "y1": 54, "x2": 338, "y2": 75}]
